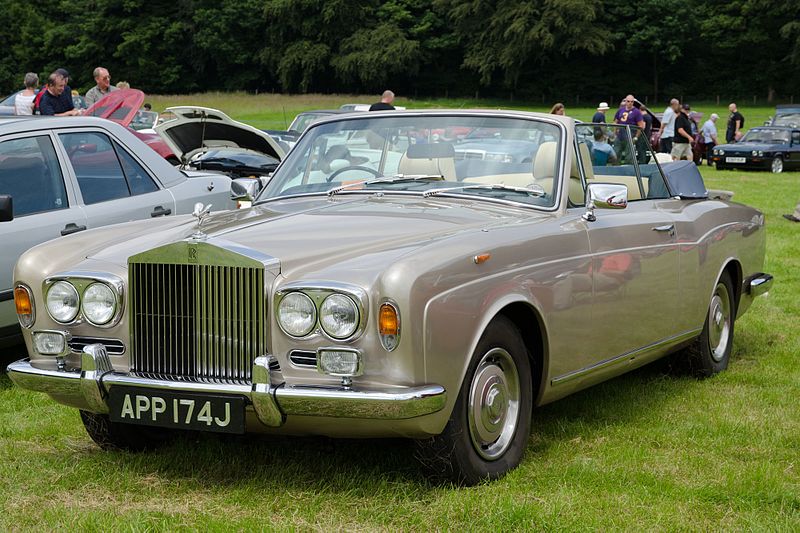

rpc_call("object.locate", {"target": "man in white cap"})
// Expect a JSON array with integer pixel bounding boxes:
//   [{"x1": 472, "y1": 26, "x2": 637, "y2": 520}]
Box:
[
  {"x1": 701, "y1": 112, "x2": 719, "y2": 166},
  {"x1": 592, "y1": 102, "x2": 609, "y2": 123}
]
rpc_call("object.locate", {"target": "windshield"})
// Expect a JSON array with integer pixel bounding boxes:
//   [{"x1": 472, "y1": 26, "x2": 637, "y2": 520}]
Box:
[
  {"x1": 259, "y1": 114, "x2": 562, "y2": 208},
  {"x1": 773, "y1": 113, "x2": 800, "y2": 128},
  {"x1": 289, "y1": 113, "x2": 331, "y2": 133},
  {"x1": 741, "y1": 128, "x2": 790, "y2": 144}
]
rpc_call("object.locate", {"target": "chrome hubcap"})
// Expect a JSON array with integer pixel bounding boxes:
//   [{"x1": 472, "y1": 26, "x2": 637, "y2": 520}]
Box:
[
  {"x1": 772, "y1": 157, "x2": 783, "y2": 173},
  {"x1": 708, "y1": 282, "x2": 731, "y2": 362},
  {"x1": 467, "y1": 347, "x2": 520, "y2": 460}
]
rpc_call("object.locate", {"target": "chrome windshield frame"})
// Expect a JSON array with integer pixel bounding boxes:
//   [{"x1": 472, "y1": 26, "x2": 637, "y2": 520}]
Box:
[{"x1": 255, "y1": 111, "x2": 569, "y2": 213}]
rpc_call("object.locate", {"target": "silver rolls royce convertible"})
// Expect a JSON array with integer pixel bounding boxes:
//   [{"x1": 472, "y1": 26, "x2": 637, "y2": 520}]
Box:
[{"x1": 7, "y1": 111, "x2": 772, "y2": 484}]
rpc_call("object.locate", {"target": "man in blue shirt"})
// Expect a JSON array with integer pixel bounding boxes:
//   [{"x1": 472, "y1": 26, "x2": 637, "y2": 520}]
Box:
[{"x1": 38, "y1": 72, "x2": 81, "y2": 116}]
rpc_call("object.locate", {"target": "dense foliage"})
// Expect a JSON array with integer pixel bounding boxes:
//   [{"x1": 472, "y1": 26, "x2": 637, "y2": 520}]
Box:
[{"x1": 2, "y1": 0, "x2": 798, "y2": 102}]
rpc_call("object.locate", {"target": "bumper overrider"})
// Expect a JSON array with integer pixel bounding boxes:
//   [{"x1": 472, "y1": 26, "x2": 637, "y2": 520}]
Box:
[{"x1": 6, "y1": 344, "x2": 447, "y2": 427}]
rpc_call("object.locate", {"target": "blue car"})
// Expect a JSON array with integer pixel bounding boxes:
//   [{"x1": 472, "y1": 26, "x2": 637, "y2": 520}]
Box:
[{"x1": 710, "y1": 126, "x2": 800, "y2": 174}]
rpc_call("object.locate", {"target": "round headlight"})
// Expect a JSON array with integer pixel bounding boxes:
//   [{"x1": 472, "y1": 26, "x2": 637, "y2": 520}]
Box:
[
  {"x1": 752, "y1": 150, "x2": 758, "y2": 156},
  {"x1": 81, "y1": 283, "x2": 117, "y2": 325},
  {"x1": 320, "y1": 293, "x2": 359, "y2": 339},
  {"x1": 278, "y1": 292, "x2": 316, "y2": 337},
  {"x1": 46, "y1": 281, "x2": 79, "y2": 323},
  {"x1": 758, "y1": 150, "x2": 764, "y2": 156}
]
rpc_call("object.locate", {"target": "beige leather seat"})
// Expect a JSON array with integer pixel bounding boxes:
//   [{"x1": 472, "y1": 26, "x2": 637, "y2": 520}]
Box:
[{"x1": 398, "y1": 143, "x2": 457, "y2": 181}]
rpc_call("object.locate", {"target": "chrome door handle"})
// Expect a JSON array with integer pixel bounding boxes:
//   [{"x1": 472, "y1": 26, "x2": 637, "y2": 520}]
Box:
[{"x1": 652, "y1": 224, "x2": 675, "y2": 236}]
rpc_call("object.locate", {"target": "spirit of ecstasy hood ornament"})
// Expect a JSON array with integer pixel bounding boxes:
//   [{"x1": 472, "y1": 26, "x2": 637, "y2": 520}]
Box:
[{"x1": 191, "y1": 202, "x2": 212, "y2": 240}]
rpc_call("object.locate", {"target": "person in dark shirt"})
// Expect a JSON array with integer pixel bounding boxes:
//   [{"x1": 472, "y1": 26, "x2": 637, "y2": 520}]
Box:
[
  {"x1": 592, "y1": 102, "x2": 609, "y2": 123},
  {"x1": 671, "y1": 104, "x2": 694, "y2": 161},
  {"x1": 369, "y1": 90, "x2": 395, "y2": 111},
  {"x1": 726, "y1": 102, "x2": 745, "y2": 143},
  {"x1": 39, "y1": 71, "x2": 80, "y2": 116}
]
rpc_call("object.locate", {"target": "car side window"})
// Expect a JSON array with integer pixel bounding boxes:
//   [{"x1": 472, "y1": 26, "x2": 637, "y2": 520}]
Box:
[
  {"x1": 60, "y1": 131, "x2": 130, "y2": 204},
  {"x1": 0, "y1": 135, "x2": 68, "y2": 216},
  {"x1": 114, "y1": 141, "x2": 159, "y2": 195}
]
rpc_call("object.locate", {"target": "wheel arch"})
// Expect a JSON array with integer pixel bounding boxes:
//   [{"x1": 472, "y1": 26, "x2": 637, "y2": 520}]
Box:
[
  {"x1": 491, "y1": 300, "x2": 549, "y2": 407},
  {"x1": 718, "y1": 258, "x2": 743, "y2": 313}
]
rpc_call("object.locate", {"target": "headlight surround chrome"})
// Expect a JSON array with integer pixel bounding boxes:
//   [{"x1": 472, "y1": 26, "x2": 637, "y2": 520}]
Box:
[
  {"x1": 43, "y1": 272, "x2": 125, "y2": 327},
  {"x1": 81, "y1": 282, "x2": 117, "y2": 325},
  {"x1": 46, "y1": 281, "x2": 80, "y2": 323},
  {"x1": 319, "y1": 293, "x2": 359, "y2": 339},
  {"x1": 277, "y1": 291, "x2": 317, "y2": 337}
]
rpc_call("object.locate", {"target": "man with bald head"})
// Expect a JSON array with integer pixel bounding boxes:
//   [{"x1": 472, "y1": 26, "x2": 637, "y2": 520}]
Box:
[
  {"x1": 84, "y1": 67, "x2": 117, "y2": 107},
  {"x1": 726, "y1": 103, "x2": 744, "y2": 143},
  {"x1": 613, "y1": 94, "x2": 646, "y2": 162},
  {"x1": 369, "y1": 90, "x2": 395, "y2": 111}
]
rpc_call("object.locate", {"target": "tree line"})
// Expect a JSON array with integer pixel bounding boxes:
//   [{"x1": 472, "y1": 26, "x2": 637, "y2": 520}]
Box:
[{"x1": 1, "y1": 0, "x2": 798, "y2": 103}]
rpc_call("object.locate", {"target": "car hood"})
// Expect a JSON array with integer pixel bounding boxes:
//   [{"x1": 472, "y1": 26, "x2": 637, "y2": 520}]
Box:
[
  {"x1": 85, "y1": 195, "x2": 541, "y2": 277},
  {"x1": 155, "y1": 106, "x2": 285, "y2": 163},
  {"x1": 716, "y1": 142, "x2": 784, "y2": 152},
  {"x1": 84, "y1": 88, "x2": 144, "y2": 127}
]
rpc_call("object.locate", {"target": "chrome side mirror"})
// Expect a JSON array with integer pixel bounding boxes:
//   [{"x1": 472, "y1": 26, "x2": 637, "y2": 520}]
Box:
[
  {"x1": 582, "y1": 182, "x2": 627, "y2": 222},
  {"x1": 231, "y1": 177, "x2": 262, "y2": 201}
]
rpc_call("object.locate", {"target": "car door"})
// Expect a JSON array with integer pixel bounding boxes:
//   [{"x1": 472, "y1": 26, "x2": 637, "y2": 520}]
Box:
[
  {"x1": 575, "y1": 125, "x2": 680, "y2": 365},
  {"x1": 789, "y1": 130, "x2": 800, "y2": 169},
  {"x1": 56, "y1": 129, "x2": 175, "y2": 227},
  {"x1": 0, "y1": 133, "x2": 87, "y2": 329}
]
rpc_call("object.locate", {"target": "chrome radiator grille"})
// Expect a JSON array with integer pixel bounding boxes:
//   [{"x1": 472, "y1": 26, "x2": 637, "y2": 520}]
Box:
[{"x1": 129, "y1": 262, "x2": 266, "y2": 384}]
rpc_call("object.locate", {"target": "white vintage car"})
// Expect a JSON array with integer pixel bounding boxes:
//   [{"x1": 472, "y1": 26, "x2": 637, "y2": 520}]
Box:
[{"x1": 7, "y1": 112, "x2": 772, "y2": 484}]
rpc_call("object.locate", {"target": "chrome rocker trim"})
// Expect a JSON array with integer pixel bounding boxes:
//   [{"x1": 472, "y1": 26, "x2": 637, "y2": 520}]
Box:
[{"x1": 6, "y1": 346, "x2": 447, "y2": 427}]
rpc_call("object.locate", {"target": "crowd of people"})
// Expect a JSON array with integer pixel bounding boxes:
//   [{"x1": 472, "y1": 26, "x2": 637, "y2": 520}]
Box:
[
  {"x1": 11, "y1": 67, "x2": 130, "y2": 116},
  {"x1": 549, "y1": 95, "x2": 746, "y2": 165}
]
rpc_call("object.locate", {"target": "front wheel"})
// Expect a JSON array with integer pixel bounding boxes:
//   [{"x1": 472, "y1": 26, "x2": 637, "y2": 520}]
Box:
[
  {"x1": 415, "y1": 317, "x2": 532, "y2": 485},
  {"x1": 681, "y1": 273, "x2": 736, "y2": 377},
  {"x1": 80, "y1": 411, "x2": 178, "y2": 451},
  {"x1": 771, "y1": 156, "x2": 784, "y2": 174}
]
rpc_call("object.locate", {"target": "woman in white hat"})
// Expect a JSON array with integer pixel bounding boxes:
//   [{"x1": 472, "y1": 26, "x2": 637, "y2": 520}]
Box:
[{"x1": 593, "y1": 102, "x2": 610, "y2": 123}]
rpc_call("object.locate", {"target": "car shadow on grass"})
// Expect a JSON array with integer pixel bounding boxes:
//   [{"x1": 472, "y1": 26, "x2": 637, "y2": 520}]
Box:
[{"x1": 83, "y1": 352, "x2": 724, "y2": 491}]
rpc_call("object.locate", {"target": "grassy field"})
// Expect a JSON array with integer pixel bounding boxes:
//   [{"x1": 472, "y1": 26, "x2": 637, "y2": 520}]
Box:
[
  {"x1": 144, "y1": 91, "x2": 778, "y2": 132},
  {"x1": 1, "y1": 96, "x2": 799, "y2": 530}
]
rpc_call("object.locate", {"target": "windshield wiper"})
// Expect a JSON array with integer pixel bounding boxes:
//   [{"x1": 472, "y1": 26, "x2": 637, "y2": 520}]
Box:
[
  {"x1": 326, "y1": 174, "x2": 445, "y2": 197},
  {"x1": 422, "y1": 183, "x2": 546, "y2": 199}
]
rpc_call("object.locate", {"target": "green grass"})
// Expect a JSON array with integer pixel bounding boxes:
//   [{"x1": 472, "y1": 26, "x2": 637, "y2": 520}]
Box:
[
  {"x1": 144, "y1": 91, "x2": 777, "y2": 132},
  {"x1": 2, "y1": 95, "x2": 799, "y2": 530}
]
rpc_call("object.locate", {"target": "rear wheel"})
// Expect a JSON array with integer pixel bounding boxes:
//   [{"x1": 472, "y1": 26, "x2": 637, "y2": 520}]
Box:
[
  {"x1": 682, "y1": 272, "x2": 736, "y2": 377},
  {"x1": 80, "y1": 411, "x2": 177, "y2": 451},
  {"x1": 771, "y1": 156, "x2": 784, "y2": 174},
  {"x1": 416, "y1": 317, "x2": 533, "y2": 485}
]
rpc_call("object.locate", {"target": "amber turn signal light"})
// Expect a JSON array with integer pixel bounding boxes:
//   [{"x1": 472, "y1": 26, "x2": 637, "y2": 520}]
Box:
[
  {"x1": 14, "y1": 285, "x2": 34, "y2": 328},
  {"x1": 379, "y1": 304, "x2": 399, "y2": 336}
]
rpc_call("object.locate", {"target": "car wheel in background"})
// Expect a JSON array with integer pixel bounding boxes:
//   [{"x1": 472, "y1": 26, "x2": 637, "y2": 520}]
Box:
[
  {"x1": 415, "y1": 316, "x2": 532, "y2": 485},
  {"x1": 80, "y1": 410, "x2": 178, "y2": 451},
  {"x1": 771, "y1": 156, "x2": 784, "y2": 174},
  {"x1": 681, "y1": 272, "x2": 736, "y2": 378}
]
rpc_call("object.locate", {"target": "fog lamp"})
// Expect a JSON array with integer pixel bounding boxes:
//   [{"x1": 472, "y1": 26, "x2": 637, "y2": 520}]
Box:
[
  {"x1": 14, "y1": 285, "x2": 34, "y2": 328},
  {"x1": 317, "y1": 348, "x2": 362, "y2": 377},
  {"x1": 33, "y1": 331, "x2": 69, "y2": 356}
]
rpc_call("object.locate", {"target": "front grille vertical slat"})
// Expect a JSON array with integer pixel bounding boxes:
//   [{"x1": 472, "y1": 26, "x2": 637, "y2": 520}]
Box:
[{"x1": 130, "y1": 259, "x2": 264, "y2": 385}]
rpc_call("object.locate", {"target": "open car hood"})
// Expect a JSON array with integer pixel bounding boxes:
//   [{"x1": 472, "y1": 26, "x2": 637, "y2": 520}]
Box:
[
  {"x1": 155, "y1": 106, "x2": 285, "y2": 163},
  {"x1": 84, "y1": 88, "x2": 144, "y2": 127}
]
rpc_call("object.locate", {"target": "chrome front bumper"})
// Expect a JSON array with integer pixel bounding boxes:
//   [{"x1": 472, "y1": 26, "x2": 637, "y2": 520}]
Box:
[
  {"x1": 747, "y1": 273, "x2": 773, "y2": 298},
  {"x1": 6, "y1": 347, "x2": 447, "y2": 428}
]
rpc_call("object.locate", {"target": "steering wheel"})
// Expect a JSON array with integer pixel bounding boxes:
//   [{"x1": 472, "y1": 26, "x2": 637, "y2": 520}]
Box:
[{"x1": 326, "y1": 165, "x2": 382, "y2": 183}]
